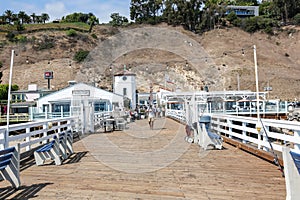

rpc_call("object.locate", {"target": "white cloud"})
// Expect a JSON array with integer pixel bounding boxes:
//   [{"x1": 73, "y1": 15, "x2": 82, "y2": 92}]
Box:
[
  {"x1": 0, "y1": 0, "x2": 131, "y2": 23},
  {"x1": 44, "y1": 2, "x2": 67, "y2": 21}
]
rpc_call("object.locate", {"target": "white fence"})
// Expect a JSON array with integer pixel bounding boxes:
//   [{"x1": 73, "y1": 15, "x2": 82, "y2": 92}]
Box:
[
  {"x1": 166, "y1": 109, "x2": 300, "y2": 154},
  {"x1": 0, "y1": 117, "x2": 77, "y2": 152},
  {"x1": 210, "y1": 114, "x2": 300, "y2": 154}
]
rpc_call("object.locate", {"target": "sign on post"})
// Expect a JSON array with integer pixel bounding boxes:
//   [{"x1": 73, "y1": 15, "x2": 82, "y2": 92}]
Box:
[{"x1": 44, "y1": 71, "x2": 53, "y2": 79}]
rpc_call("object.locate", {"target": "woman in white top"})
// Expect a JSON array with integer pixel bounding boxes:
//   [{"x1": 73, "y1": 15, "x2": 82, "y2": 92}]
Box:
[{"x1": 147, "y1": 106, "x2": 155, "y2": 130}]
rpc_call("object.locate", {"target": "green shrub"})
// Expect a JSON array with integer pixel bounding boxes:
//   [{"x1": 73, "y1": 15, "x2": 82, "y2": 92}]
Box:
[
  {"x1": 6, "y1": 32, "x2": 16, "y2": 42},
  {"x1": 0, "y1": 61, "x2": 3, "y2": 68},
  {"x1": 244, "y1": 17, "x2": 259, "y2": 33},
  {"x1": 16, "y1": 22, "x2": 25, "y2": 31},
  {"x1": 264, "y1": 26, "x2": 273, "y2": 35},
  {"x1": 91, "y1": 33, "x2": 97, "y2": 39},
  {"x1": 74, "y1": 50, "x2": 89, "y2": 62},
  {"x1": 226, "y1": 11, "x2": 238, "y2": 23},
  {"x1": 232, "y1": 18, "x2": 242, "y2": 27},
  {"x1": 15, "y1": 35, "x2": 27, "y2": 43},
  {"x1": 293, "y1": 13, "x2": 300, "y2": 25},
  {"x1": 66, "y1": 29, "x2": 77, "y2": 37}
]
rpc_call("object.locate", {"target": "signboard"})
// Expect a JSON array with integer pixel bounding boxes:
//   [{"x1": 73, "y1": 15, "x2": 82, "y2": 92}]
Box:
[
  {"x1": 72, "y1": 90, "x2": 90, "y2": 96},
  {"x1": 264, "y1": 87, "x2": 272, "y2": 91},
  {"x1": 44, "y1": 71, "x2": 53, "y2": 79}
]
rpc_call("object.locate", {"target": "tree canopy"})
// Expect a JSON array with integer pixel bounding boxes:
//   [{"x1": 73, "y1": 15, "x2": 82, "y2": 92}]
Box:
[
  {"x1": 0, "y1": 84, "x2": 19, "y2": 100},
  {"x1": 129, "y1": 0, "x2": 300, "y2": 33}
]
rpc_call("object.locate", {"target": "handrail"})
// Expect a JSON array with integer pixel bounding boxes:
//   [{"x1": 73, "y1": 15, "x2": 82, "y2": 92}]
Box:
[
  {"x1": 0, "y1": 117, "x2": 78, "y2": 151},
  {"x1": 166, "y1": 108, "x2": 300, "y2": 154}
]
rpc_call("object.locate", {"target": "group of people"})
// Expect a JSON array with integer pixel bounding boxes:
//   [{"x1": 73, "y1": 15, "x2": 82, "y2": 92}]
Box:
[{"x1": 128, "y1": 105, "x2": 165, "y2": 130}]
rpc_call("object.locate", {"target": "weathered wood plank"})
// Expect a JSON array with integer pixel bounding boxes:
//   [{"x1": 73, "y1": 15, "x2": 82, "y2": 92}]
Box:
[{"x1": 0, "y1": 118, "x2": 285, "y2": 199}]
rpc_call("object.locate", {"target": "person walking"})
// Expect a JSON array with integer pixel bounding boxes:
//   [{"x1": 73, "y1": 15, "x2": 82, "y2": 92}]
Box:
[{"x1": 147, "y1": 106, "x2": 155, "y2": 130}]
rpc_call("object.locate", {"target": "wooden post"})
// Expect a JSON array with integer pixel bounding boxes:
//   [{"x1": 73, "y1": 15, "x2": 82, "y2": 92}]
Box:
[{"x1": 26, "y1": 127, "x2": 30, "y2": 151}]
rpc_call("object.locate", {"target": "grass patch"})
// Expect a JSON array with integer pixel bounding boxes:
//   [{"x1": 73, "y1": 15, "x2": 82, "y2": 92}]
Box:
[{"x1": 0, "y1": 22, "x2": 90, "y2": 33}]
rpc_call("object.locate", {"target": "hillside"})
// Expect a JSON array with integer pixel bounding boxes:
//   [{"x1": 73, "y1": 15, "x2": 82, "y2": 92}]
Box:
[{"x1": 0, "y1": 23, "x2": 299, "y2": 100}]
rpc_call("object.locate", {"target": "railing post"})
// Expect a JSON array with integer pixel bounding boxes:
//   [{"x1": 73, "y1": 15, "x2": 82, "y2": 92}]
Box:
[
  {"x1": 262, "y1": 125, "x2": 270, "y2": 152},
  {"x1": 43, "y1": 123, "x2": 48, "y2": 144},
  {"x1": 217, "y1": 117, "x2": 221, "y2": 135},
  {"x1": 58, "y1": 121, "x2": 61, "y2": 133},
  {"x1": 0, "y1": 129, "x2": 6, "y2": 150},
  {"x1": 29, "y1": 107, "x2": 33, "y2": 121},
  {"x1": 45, "y1": 106, "x2": 48, "y2": 120},
  {"x1": 61, "y1": 105, "x2": 63, "y2": 118},
  {"x1": 242, "y1": 122, "x2": 247, "y2": 144},
  {"x1": 228, "y1": 118, "x2": 232, "y2": 139},
  {"x1": 26, "y1": 127, "x2": 31, "y2": 151}
]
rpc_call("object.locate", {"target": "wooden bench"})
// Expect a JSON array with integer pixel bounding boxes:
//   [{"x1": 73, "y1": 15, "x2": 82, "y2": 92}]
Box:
[
  {"x1": 197, "y1": 116, "x2": 223, "y2": 150},
  {"x1": 34, "y1": 137, "x2": 61, "y2": 166},
  {"x1": 282, "y1": 146, "x2": 300, "y2": 200},
  {"x1": 34, "y1": 131, "x2": 73, "y2": 166},
  {"x1": 0, "y1": 144, "x2": 21, "y2": 188}
]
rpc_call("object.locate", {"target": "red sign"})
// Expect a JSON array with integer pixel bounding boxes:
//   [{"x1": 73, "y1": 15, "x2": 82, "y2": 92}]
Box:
[{"x1": 44, "y1": 71, "x2": 53, "y2": 79}]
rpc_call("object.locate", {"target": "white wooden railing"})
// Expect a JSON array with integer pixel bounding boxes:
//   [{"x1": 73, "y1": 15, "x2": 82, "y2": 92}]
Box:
[
  {"x1": 0, "y1": 117, "x2": 77, "y2": 152},
  {"x1": 210, "y1": 114, "x2": 300, "y2": 154},
  {"x1": 166, "y1": 109, "x2": 186, "y2": 122},
  {"x1": 166, "y1": 109, "x2": 300, "y2": 154}
]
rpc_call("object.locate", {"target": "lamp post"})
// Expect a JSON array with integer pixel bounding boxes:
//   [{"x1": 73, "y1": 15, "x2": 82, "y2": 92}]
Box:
[
  {"x1": 164, "y1": 64, "x2": 169, "y2": 89},
  {"x1": 109, "y1": 65, "x2": 114, "y2": 92},
  {"x1": 146, "y1": 66, "x2": 153, "y2": 106},
  {"x1": 5, "y1": 50, "x2": 15, "y2": 148},
  {"x1": 253, "y1": 45, "x2": 262, "y2": 149}
]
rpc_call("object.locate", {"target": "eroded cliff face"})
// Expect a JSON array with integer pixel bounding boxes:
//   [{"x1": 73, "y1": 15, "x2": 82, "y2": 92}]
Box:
[{"x1": 0, "y1": 24, "x2": 299, "y2": 100}]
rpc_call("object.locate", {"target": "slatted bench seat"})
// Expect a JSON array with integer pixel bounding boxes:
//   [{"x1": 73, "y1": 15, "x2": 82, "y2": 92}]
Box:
[
  {"x1": 0, "y1": 144, "x2": 20, "y2": 188},
  {"x1": 34, "y1": 131, "x2": 74, "y2": 166},
  {"x1": 34, "y1": 137, "x2": 61, "y2": 166},
  {"x1": 282, "y1": 146, "x2": 300, "y2": 200},
  {"x1": 198, "y1": 116, "x2": 223, "y2": 150}
]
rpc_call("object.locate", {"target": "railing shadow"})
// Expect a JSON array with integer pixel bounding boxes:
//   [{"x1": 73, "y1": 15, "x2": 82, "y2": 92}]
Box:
[
  {"x1": 20, "y1": 155, "x2": 36, "y2": 172},
  {"x1": 0, "y1": 182, "x2": 53, "y2": 199},
  {"x1": 64, "y1": 151, "x2": 88, "y2": 164}
]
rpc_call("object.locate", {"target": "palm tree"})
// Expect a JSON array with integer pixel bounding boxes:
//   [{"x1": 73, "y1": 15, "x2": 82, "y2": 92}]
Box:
[
  {"x1": 31, "y1": 13, "x2": 36, "y2": 23},
  {"x1": 24, "y1": 14, "x2": 31, "y2": 24},
  {"x1": 36, "y1": 16, "x2": 43, "y2": 23},
  {"x1": 88, "y1": 15, "x2": 99, "y2": 33},
  {"x1": 41, "y1": 13, "x2": 50, "y2": 23},
  {"x1": 18, "y1": 11, "x2": 27, "y2": 24},
  {"x1": 4, "y1": 10, "x2": 13, "y2": 24}
]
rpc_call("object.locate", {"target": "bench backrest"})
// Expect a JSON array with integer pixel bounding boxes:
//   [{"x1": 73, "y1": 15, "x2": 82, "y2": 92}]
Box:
[{"x1": 0, "y1": 147, "x2": 15, "y2": 156}]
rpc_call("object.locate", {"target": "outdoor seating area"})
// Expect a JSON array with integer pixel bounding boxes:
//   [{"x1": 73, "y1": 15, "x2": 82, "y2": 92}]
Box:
[{"x1": 0, "y1": 144, "x2": 20, "y2": 188}]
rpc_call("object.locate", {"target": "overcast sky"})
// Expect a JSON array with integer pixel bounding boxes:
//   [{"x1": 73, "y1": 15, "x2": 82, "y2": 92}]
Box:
[{"x1": 0, "y1": 0, "x2": 131, "y2": 23}]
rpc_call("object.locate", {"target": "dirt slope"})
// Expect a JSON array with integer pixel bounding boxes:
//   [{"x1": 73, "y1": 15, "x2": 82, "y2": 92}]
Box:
[{"x1": 0, "y1": 24, "x2": 299, "y2": 100}]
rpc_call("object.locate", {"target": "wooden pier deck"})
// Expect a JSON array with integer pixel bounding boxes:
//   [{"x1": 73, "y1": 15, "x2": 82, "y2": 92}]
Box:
[{"x1": 0, "y1": 118, "x2": 286, "y2": 199}]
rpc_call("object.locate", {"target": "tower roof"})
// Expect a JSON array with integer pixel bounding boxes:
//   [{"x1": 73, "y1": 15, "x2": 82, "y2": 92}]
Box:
[{"x1": 114, "y1": 70, "x2": 136, "y2": 77}]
